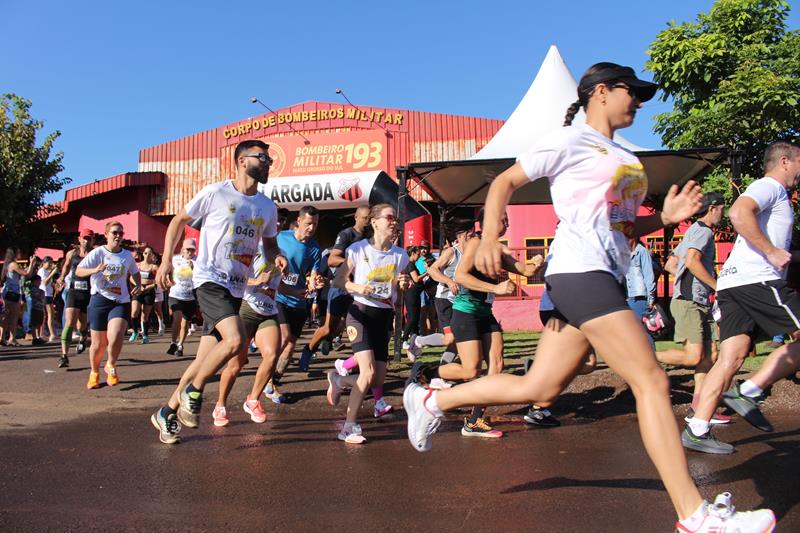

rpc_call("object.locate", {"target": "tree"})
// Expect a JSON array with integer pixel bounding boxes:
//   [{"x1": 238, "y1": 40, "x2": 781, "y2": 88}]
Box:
[
  {"x1": 646, "y1": 0, "x2": 800, "y2": 210},
  {"x1": 0, "y1": 94, "x2": 70, "y2": 251}
]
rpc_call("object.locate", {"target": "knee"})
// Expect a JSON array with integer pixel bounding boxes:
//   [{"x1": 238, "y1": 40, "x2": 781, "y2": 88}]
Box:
[
  {"x1": 225, "y1": 334, "x2": 246, "y2": 355},
  {"x1": 686, "y1": 348, "x2": 704, "y2": 367},
  {"x1": 462, "y1": 366, "x2": 482, "y2": 381}
]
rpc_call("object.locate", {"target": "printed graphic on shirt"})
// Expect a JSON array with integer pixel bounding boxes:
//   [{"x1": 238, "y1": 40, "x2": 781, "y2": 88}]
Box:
[{"x1": 608, "y1": 163, "x2": 647, "y2": 237}]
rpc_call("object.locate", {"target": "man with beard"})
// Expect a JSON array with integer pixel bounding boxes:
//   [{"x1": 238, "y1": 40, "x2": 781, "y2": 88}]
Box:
[{"x1": 151, "y1": 139, "x2": 286, "y2": 444}]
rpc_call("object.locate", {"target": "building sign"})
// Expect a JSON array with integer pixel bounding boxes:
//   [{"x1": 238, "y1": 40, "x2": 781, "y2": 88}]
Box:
[
  {"x1": 259, "y1": 171, "x2": 381, "y2": 210},
  {"x1": 222, "y1": 106, "x2": 405, "y2": 140}
]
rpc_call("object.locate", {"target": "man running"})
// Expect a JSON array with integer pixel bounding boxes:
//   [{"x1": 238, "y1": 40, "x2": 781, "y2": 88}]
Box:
[
  {"x1": 151, "y1": 139, "x2": 284, "y2": 444},
  {"x1": 683, "y1": 141, "x2": 800, "y2": 455},
  {"x1": 167, "y1": 238, "x2": 198, "y2": 358}
]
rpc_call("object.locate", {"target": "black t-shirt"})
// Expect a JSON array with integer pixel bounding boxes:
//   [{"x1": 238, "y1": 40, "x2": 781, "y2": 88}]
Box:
[{"x1": 331, "y1": 227, "x2": 363, "y2": 276}]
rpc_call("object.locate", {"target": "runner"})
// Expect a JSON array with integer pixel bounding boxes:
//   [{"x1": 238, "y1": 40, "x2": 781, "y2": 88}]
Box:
[
  {"x1": 57, "y1": 229, "x2": 95, "y2": 367},
  {"x1": 129, "y1": 246, "x2": 158, "y2": 345},
  {"x1": 325, "y1": 203, "x2": 410, "y2": 443},
  {"x1": 166, "y1": 238, "x2": 197, "y2": 358},
  {"x1": 402, "y1": 62, "x2": 774, "y2": 532},
  {"x1": 36, "y1": 256, "x2": 58, "y2": 342},
  {"x1": 684, "y1": 141, "x2": 800, "y2": 455},
  {"x1": 75, "y1": 221, "x2": 141, "y2": 389},
  {"x1": 213, "y1": 240, "x2": 287, "y2": 426},
  {"x1": 151, "y1": 139, "x2": 284, "y2": 444},
  {"x1": 301, "y1": 205, "x2": 371, "y2": 364},
  {"x1": 153, "y1": 253, "x2": 166, "y2": 336},
  {"x1": 267, "y1": 205, "x2": 322, "y2": 401},
  {"x1": 0, "y1": 249, "x2": 38, "y2": 347},
  {"x1": 655, "y1": 193, "x2": 728, "y2": 423}
]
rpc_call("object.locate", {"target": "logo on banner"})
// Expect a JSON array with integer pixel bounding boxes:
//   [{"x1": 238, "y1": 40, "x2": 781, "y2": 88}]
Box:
[
  {"x1": 337, "y1": 176, "x2": 363, "y2": 202},
  {"x1": 267, "y1": 142, "x2": 286, "y2": 176}
]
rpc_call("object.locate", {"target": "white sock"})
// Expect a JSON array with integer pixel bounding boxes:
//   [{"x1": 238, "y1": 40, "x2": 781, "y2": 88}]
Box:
[
  {"x1": 423, "y1": 390, "x2": 444, "y2": 417},
  {"x1": 739, "y1": 379, "x2": 763, "y2": 398},
  {"x1": 440, "y1": 351, "x2": 457, "y2": 364},
  {"x1": 678, "y1": 501, "x2": 707, "y2": 531},
  {"x1": 416, "y1": 333, "x2": 445, "y2": 347},
  {"x1": 688, "y1": 418, "x2": 711, "y2": 436}
]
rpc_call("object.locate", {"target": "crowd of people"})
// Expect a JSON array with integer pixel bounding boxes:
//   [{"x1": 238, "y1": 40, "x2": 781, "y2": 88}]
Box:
[{"x1": 3, "y1": 61, "x2": 799, "y2": 532}]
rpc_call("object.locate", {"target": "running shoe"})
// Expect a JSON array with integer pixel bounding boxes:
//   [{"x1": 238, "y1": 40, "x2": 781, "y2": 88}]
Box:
[
  {"x1": 158, "y1": 325, "x2": 165, "y2": 336},
  {"x1": 524, "y1": 407, "x2": 561, "y2": 428},
  {"x1": 462, "y1": 417, "x2": 504, "y2": 438},
  {"x1": 175, "y1": 345, "x2": 184, "y2": 358},
  {"x1": 338, "y1": 422, "x2": 366, "y2": 444},
  {"x1": 141, "y1": 335, "x2": 150, "y2": 345},
  {"x1": 57, "y1": 355, "x2": 69, "y2": 368},
  {"x1": 403, "y1": 382, "x2": 442, "y2": 452},
  {"x1": 676, "y1": 492, "x2": 775, "y2": 533},
  {"x1": 429, "y1": 378, "x2": 453, "y2": 390},
  {"x1": 407, "y1": 361, "x2": 437, "y2": 387},
  {"x1": 681, "y1": 426, "x2": 734, "y2": 455},
  {"x1": 248, "y1": 341, "x2": 257, "y2": 354},
  {"x1": 86, "y1": 371, "x2": 100, "y2": 390},
  {"x1": 684, "y1": 407, "x2": 733, "y2": 425},
  {"x1": 319, "y1": 338, "x2": 332, "y2": 356},
  {"x1": 31, "y1": 337, "x2": 46, "y2": 346},
  {"x1": 721, "y1": 382, "x2": 773, "y2": 432},
  {"x1": 334, "y1": 358, "x2": 350, "y2": 377},
  {"x1": 179, "y1": 386, "x2": 203, "y2": 428},
  {"x1": 299, "y1": 345, "x2": 314, "y2": 372},
  {"x1": 332, "y1": 336, "x2": 344, "y2": 351},
  {"x1": 373, "y1": 398, "x2": 393, "y2": 418},
  {"x1": 128, "y1": 331, "x2": 138, "y2": 343},
  {"x1": 406, "y1": 334, "x2": 422, "y2": 362},
  {"x1": 76, "y1": 341, "x2": 86, "y2": 354},
  {"x1": 151, "y1": 409, "x2": 181, "y2": 445},
  {"x1": 212, "y1": 405, "x2": 229, "y2": 427},
  {"x1": 243, "y1": 396, "x2": 267, "y2": 423},
  {"x1": 104, "y1": 363, "x2": 119, "y2": 387},
  {"x1": 264, "y1": 382, "x2": 285, "y2": 404},
  {"x1": 402, "y1": 341, "x2": 410, "y2": 351},
  {"x1": 326, "y1": 370, "x2": 343, "y2": 406},
  {"x1": 166, "y1": 342, "x2": 178, "y2": 355}
]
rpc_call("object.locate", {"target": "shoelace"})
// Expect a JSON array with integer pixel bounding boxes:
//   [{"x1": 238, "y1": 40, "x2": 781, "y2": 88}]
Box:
[
  {"x1": 187, "y1": 392, "x2": 203, "y2": 413},
  {"x1": 165, "y1": 415, "x2": 180, "y2": 435},
  {"x1": 474, "y1": 418, "x2": 493, "y2": 431}
]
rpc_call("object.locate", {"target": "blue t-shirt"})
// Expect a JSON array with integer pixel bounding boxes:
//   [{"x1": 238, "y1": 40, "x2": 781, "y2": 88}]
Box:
[{"x1": 275, "y1": 230, "x2": 322, "y2": 309}]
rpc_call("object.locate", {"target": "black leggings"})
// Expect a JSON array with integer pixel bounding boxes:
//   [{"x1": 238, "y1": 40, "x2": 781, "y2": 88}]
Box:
[{"x1": 402, "y1": 289, "x2": 422, "y2": 341}]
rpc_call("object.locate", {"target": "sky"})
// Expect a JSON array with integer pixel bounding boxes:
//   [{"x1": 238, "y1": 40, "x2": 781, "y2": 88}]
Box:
[{"x1": 2, "y1": 1, "x2": 798, "y2": 203}]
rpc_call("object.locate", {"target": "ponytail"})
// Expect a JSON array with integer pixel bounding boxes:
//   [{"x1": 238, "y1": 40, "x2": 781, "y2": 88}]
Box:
[{"x1": 563, "y1": 99, "x2": 582, "y2": 127}]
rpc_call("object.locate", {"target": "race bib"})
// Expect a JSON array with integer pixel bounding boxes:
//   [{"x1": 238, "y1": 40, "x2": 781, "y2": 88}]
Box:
[
  {"x1": 282, "y1": 273, "x2": 300, "y2": 286},
  {"x1": 712, "y1": 300, "x2": 721, "y2": 322},
  {"x1": 141, "y1": 271, "x2": 151, "y2": 280},
  {"x1": 369, "y1": 281, "x2": 392, "y2": 300},
  {"x1": 73, "y1": 280, "x2": 89, "y2": 291}
]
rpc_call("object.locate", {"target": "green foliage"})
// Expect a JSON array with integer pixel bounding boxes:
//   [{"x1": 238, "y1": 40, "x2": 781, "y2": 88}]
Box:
[
  {"x1": 0, "y1": 94, "x2": 70, "y2": 251},
  {"x1": 646, "y1": 0, "x2": 800, "y2": 184}
]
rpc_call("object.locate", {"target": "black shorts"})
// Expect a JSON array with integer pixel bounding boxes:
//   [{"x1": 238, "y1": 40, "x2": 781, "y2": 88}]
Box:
[
  {"x1": 718, "y1": 280, "x2": 800, "y2": 342},
  {"x1": 30, "y1": 309, "x2": 44, "y2": 329},
  {"x1": 328, "y1": 287, "x2": 354, "y2": 317},
  {"x1": 195, "y1": 283, "x2": 242, "y2": 338},
  {"x1": 88, "y1": 294, "x2": 131, "y2": 331},
  {"x1": 135, "y1": 289, "x2": 156, "y2": 305},
  {"x1": 3, "y1": 291, "x2": 21, "y2": 303},
  {"x1": 45, "y1": 296, "x2": 53, "y2": 305},
  {"x1": 545, "y1": 271, "x2": 629, "y2": 328},
  {"x1": 345, "y1": 302, "x2": 394, "y2": 362},
  {"x1": 66, "y1": 290, "x2": 91, "y2": 313},
  {"x1": 450, "y1": 309, "x2": 502, "y2": 342},
  {"x1": 169, "y1": 297, "x2": 198, "y2": 317},
  {"x1": 277, "y1": 302, "x2": 307, "y2": 339},
  {"x1": 434, "y1": 297, "x2": 454, "y2": 331}
]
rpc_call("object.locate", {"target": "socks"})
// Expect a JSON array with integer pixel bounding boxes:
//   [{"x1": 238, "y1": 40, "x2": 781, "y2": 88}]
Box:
[
  {"x1": 372, "y1": 387, "x2": 384, "y2": 402},
  {"x1": 186, "y1": 383, "x2": 201, "y2": 394},
  {"x1": 688, "y1": 418, "x2": 711, "y2": 436},
  {"x1": 424, "y1": 390, "x2": 444, "y2": 417},
  {"x1": 61, "y1": 326, "x2": 73, "y2": 344},
  {"x1": 160, "y1": 405, "x2": 176, "y2": 418},
  {"x1": 678, "y1": 501, "x2": 707, "y2": 531},
  {"x1": 416, "y1": 333, "x2": 445, "y2": 347},
  {"x1": 440, "y1": 351, "x2": 457, "y2": 364},
  {"x1": 468, "y1": 406, "x2": 485, "y2": 424},
  {"x1": 739, "y1": 379, "x2": 763, "y2": 398},
  {"x1": 343, "y1": 356, "x2": 359, "y2": 371}
]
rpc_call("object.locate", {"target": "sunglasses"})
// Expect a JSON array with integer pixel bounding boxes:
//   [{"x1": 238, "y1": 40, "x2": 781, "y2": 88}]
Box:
[
  {"x1": 110, "y1": 230, "x2": 124, "y2": 236},
  {"x1": 607, "y1": 83, "x2": 640, "y2": 100},
  {"x1": 243, "y1": 153, "x2": 273, "y2": 164},
  {"x1": 376, "y1": 214, "x2": 397, "y2": 222}
]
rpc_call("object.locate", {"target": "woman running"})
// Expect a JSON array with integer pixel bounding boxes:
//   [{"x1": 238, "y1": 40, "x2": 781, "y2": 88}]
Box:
[
  {"x1": 401, "y1": 246, "x2": 424, "y2": 349},
  {"x1": 326, "y1": 203, "x2": 410, "y2": 443},
  {"x1": 1, "y1": 248, "x2": 38, "y2": 346},
  {"x1": 76, "y1": 221, "x2": 141, "y2": 389},
  {"x1": 58, "y1": 229, "x2": 95, "y2": 367},
  {"x1": 403, "y1": 62, "x2": 774, "y2": 532},
  {"x1": 129, "y1": 246, "x2": 158, "y2": 344},
  {"x1": 36, "y1": 256, "x2": 58, "y2": 342},
  {"x1": 153, "y1": 252, "x2": 166, "y2": 336},
  {"x1": 167, "y1": 238, "x2": 197, "y2": 358}
]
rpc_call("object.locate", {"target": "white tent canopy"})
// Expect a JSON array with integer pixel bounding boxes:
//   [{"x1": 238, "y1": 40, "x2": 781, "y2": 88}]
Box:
[{"x1": 407, "y1": 45, "x2": 726, "y2": 206}]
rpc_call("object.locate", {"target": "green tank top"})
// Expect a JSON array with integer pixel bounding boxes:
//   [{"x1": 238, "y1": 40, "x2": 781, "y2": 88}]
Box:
[{"x1": 452, "y1": 266, "x2": 495, "y2": 317}]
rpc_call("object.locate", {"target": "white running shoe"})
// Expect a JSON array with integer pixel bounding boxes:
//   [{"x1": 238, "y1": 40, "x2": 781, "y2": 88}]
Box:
[
  {"x1": 337, "y1": 422, "x2": 366, "y2": 444},
  {"x1": 334, "y1": 358, "x2": 349, "y2": 377},
  {"x1": 373, "y1": 397, "x2": 392, "y2": 418},
  {"x1": 402, "y1": 341, "x2": 410, "y2": 351},
  {"x1": 676, "y1": 492, "x2": 775, "y2": 533},
  {"x1": 403, "y1": 383, "x2": 442, "y2": 452},
  {"x1": 429, "y1": 378, "x2": 452, "y2": 390},
  {"x1": 326, "y1": 370, "x2": 343, "y2": 406}
]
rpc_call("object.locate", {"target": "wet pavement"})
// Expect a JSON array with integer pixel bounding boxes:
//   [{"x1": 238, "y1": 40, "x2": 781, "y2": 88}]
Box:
[{"x1": 1, "y1": 334, "x2": 799, "y2": 532}]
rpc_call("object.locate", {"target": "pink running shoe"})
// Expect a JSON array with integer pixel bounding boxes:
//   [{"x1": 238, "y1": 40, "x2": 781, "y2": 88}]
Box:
[
  {"x1": 212, "y1": 405, "x2": 229, "y2": 427},
  {"x1": 243, "y1": 396, "x2": 267, "y2": 424},
  {"x1": 373, "y1": 398, "x2": 393, "y2": 418}
]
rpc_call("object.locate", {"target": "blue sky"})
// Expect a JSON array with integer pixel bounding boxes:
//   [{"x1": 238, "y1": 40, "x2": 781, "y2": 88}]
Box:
[{"x1": 2, "y1": 1, "x2": 797, "y2": 202}]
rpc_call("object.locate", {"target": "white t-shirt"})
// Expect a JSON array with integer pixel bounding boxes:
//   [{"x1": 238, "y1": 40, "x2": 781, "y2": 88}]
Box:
[
  {"x1": 37, "y1": 267, "x2": 54, "y2": 297},
  {"x1": 185, "y1": 180, "x2": 278, "y2": 298},
  {"x1": 518, "y1": 124, "x2": 647, "y2": 280},
  {"x1": 243, "y1": 248, "x2": 282, "y2": 317},
  {"x1": 717, "y1": 177, "x2": 793, "y2": 291},
  {"x1": 170, "y1": 255, "x2": 196, "y2": 301},
  {"x1": 346, "y1": 239, "x2": 409, "y2": 309},
  {"x1": 78, "y1": 246, "x2": 139, "y2": 303}
]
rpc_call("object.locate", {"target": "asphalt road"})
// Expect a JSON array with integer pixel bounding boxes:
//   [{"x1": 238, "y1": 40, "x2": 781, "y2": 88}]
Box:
[{"x1": 1, "y1": 333, "x2": 799, "y2": 532}]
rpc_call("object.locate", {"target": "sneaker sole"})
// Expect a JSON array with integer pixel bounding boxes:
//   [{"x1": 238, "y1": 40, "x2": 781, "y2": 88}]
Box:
[
  {"x1": 177, "y1": 408, "x2": 199, "y2": 428},
  {"x1": 402, "y1": 385, "x2": 435, "y2": 452},
  {"x1": 326, "y1": 372, "x2": 340, "y2": 406},
  {"x1": 683, "y1": 415, "x2": 731, "y2": 425},
  {"x1": 243, "y1": 403, "x2": 267, "y2": 424},
  {"x1": 213, "y1": 418, "x2": 229, "y2": 427},
  {"x1": 374, "y1": 406, "x2": 393, "y2": 418},
  {"x1": 461, "y1": 428, "x2": 504, "y2": 438},
  {"x1": 338, "y1": 433, "x2": 367, "y2": 444},
  {"x1": 150, "y1": 414, "x2": 179, "y2": 444},
  {"x1": 722, "y1": 395, "x2": 774, "y2": 432},
  {"x1": 523, "y1": 416, "x2": 560, "y2": 428}
]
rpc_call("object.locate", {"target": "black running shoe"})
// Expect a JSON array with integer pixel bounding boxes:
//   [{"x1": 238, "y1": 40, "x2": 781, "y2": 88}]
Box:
[
  {"x1": 175, "y1": 345, "x2": 184, "y2": 358},
  {"x1": 524, "y1": 407, "x2": 561, "y2": 428},
  {"x1": 57, "y1": 356, "x2": 69, "y2": 368},
  {"x1": 319, "y1": 338, "x2": 332, "y2": 356},
  {"x1": 76, "y1": 341, "x2": 86, "y2": 354},
  {"x1": 407, "y1": 361, "x2": 437, "y2": 387},
  {"x1": 722, "y1": 381, "x2": 773, "y2": 432},
  {"x1": 166, "y1": 342, "x2": 177, "y2": 355}
]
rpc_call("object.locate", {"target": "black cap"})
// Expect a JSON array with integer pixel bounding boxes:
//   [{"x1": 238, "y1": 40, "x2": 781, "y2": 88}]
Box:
[
  {"x1": 579, "y1": 65, "x2": 658, "y2": 103},
  {"x1": 697, "y1": 191, "x2": 725, "y2": 216}
]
